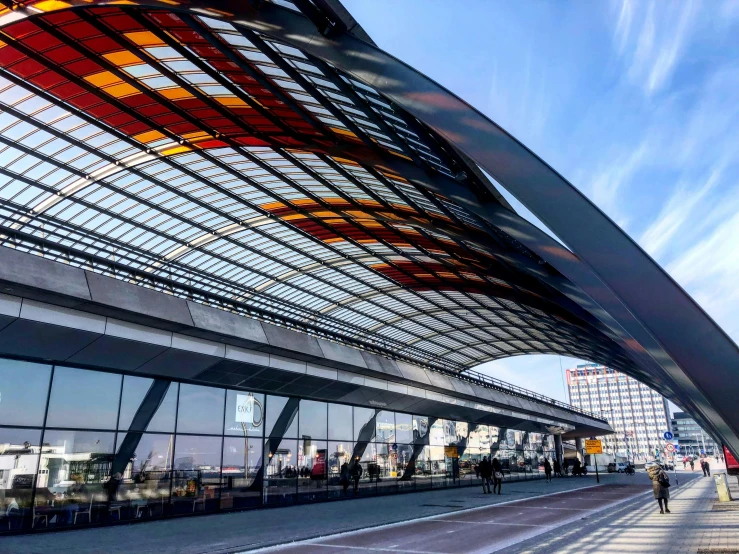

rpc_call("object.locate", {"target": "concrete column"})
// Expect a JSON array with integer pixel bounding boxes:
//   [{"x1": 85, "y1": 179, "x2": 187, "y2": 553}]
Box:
[
  {"x1": 554, "y1": 434, "x2": 564, "y2": 465},
  {"x1": 575, "y1": 438, "x2": 584, "y2": 463}
]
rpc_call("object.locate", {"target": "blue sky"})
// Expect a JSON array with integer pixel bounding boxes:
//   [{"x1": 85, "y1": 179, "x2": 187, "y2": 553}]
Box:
[{"x1": 345, "y1": 0, "x2": 739, "y2": 403}]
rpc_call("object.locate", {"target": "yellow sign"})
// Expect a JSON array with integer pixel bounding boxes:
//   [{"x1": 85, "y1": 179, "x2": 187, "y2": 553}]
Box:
[
  {"x1": 585, "y1": 439, "x2": 603, "y2": 455},
  {"x1": 444, "y1": 446, "x2": 459, "y2": 458}
]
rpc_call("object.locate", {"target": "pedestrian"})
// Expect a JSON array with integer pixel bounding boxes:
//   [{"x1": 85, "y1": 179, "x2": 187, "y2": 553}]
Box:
[
  {"x1": 351, "y1": 458, "x2": 363, "y2": 494},
  {"x1": 479, "y1": 456, "x2": 492, "y2": 493},
  {"x1": 647, "y1": 463, "x2": 671, "y2": 514},
  {"x1": 563, "y1": 458, "x2": 569, "y2": 476},
  {"x1": 553, "y1": 458, "x2": 561, "y2": 478},
  {"x1": 340, "y1": 461, "x2": 350, "y2": 496},
  {"x1": 702, "y1": 459, "x2": 711, "y2": 477},
  {"x1": 544, "y1": 458, "x2": 552, "y2": 482},
  {"x1": 682, "y1": 459, "x2": 687, "y2": 470},
  {"x1": 572, "y1": 458, "x2": 582, "y2": 476},
  {"x1": 715, "y1": 455, "x2": 719, "y2": 464},
  {"x1": 689, "y1": 458, "x2": 694, "y2": 471},
  {"x1": 492, "y1": 457, "x2": 503, "y2": 495}
]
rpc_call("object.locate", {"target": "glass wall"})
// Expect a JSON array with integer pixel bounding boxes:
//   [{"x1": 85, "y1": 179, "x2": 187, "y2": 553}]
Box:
[{"x1": 0, "y1": 357, "x2": 555, "y2": 533}]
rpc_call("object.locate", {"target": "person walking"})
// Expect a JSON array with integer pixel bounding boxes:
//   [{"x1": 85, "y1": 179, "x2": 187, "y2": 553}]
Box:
[
  {"x1": 572, "y1": 458, "x2": 582, "y2": 476},
  {"x1": 351, "y1": 459, "x2": 363, "y2": 495},
  {"x1": 702, "y1": 459, "x2": 711, "y2": 477},
  {"x1": 340, "y1": 461, "x2": 350, "y2": 496},
  {"x1": 647, "y1": 463, "x2": 671, "y2": 514},
  {"x1": 689, "y1": 458, "x2": 695, "y2": 471},
  {"x1": 491, "y1": 457, "x2": 503, "y2": 495},
  {"x1": 479, "y1": 456, "x2": 492, "y2": 493},
  {"x1": 544, "y1": 458, "x2": 552, "y2": 482},
  {"x1": 563, "y1": 458, "x2": 569, "y2": 476},
  {"x1": 553, "y1": 458, "x2": 561, "y2": 478}
]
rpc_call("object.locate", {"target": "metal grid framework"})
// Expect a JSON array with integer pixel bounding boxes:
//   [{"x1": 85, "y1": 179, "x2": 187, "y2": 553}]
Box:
[{"x1": 0, "y1": 1, "x2": 637, "y2": 376}]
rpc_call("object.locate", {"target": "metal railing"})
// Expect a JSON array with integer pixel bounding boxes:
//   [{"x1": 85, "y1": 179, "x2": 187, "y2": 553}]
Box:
[{"x1": 444, "y1": 367, "x2": 607, "y2": 422}]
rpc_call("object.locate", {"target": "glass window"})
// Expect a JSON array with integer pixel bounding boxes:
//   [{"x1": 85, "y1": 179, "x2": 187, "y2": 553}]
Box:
[
  {"x1": 353, "y1": 407, "x2": 376, "y2": 442},
  {"x1": 297, "y1": 438, "x2": 327, "y2": 500},
  {"x1": 327, "y1": 440, "x2": 352, "y2": 498},
  {"x1": 264, "y1": 438, "x2": 297, "y2": 505},
  {"x1": 114, "y1": 432, "x2": 173, "y2": 520},
  {"x1": 429, "y1": 419, "x2": 445, "y2": 446},
  {"x1": 327, "y1": 403, "x2": 352, "y2": 440},
  {"x1": 172, "y1": 435, "x2": 222, "y2": 514},
  {"x1": 0, "y1": 359, "x2": 51, "y2": 427},
  {"x1": 176, "y1": 384, "x2": 224, "y2": 435},
  {"x1": 265, "y1": 396, "x2": 298, "y2": 439},
  {"x1": 413, "y1": 415, "x2": 429, "y2": 443},
  {"x1": 39, "y1": 430, "x2": 116, "y2": 527},
  {"x1": 444, "y1": 420, "x2": 457, "y2": 445},
  {"x1": 299, "y1": 400, "x2": 327, "y2": 440},
  {"x1": 0, "y1": 427, "x2": 41, "y2": 529},
  {"x1": 224, "y1": 390, "x2": 264, "y2": 437},
  {"x1": 221, "y1": 437, "x2": 263, "y2": 510},
  {"x1": 395, "y1": 413, "x2": 412, "y2": 444},
  {"x1": 46, "y1": 366, "x2": 121, "y2": 430},
  {"x1": 118, "y1": 376, "x2": 177, "y2": 433},
  {"x1": 375, "y1": 411, "x2": 395, "y2": 444}
]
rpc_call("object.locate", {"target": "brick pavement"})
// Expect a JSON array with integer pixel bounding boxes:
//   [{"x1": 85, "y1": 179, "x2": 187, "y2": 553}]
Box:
[{"x1": 513, "y1": 472, "x2": 739, "y2": 554}]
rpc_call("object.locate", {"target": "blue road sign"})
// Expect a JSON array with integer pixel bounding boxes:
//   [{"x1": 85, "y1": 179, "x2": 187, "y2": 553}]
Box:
[{"x1": 663, "y1": 431, "x2": 674, "y2": 440}]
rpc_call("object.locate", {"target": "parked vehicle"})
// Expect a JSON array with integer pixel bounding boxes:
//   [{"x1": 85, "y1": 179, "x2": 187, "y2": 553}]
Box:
[{"x1": 607, "y1": 462, "x2": 630, "y2": 473}]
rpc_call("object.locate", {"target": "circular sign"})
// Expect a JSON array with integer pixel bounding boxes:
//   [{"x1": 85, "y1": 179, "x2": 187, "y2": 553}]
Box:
[
  {"x1": 663, "y1": 431, "x2": 674, "y2": 440},
  {"x1": 666, "y1": 443, "x2": 675, "y2": 452}
]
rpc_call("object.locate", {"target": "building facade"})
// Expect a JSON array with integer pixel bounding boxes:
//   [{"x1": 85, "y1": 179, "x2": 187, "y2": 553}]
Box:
[
  {"x1": 0, "y1": 355, "x2": 558, "y2": 532},
  {"x1": 671, "y1": 412, "x2": 720, "y2": 457},
  {"x1": 567, "y1": 364, "x2": 671, "y2": 461}
]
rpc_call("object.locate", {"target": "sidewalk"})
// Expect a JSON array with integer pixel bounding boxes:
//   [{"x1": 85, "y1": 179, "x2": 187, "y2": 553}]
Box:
[
  {"x1": 0, "y1": 473, "x2": 641, "y2": 554},
  {"x1": 513, "y1": 472, "x2": 739, "y2": 554}
]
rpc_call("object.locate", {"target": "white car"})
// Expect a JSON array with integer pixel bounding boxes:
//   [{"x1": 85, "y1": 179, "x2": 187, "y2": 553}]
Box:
[{"x1": 614, "y1": 462, "x2": 630, "y2": 473}]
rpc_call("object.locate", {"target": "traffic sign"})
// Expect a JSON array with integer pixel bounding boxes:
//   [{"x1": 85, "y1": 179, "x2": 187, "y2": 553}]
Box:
[
  {"x1": 663, "y1": 431, "x2": 674, "y2": 440},
  {"x1": 665, "y1": 443, "x2": 675, "y2": 452},
  {"x1": 585, "y1": 439, "x2": 603, "y2": 454}
]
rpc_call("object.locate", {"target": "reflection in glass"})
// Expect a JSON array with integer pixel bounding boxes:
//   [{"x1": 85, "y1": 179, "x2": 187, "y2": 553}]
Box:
[
  {"x1": 395, "y1": 413, "x2": 412, "y2": 444},
  {"x1": 297, "y1": 438, "x2": 327, "y2": 501},
  {"x1": 264, "y1": 438, "x2": 297, "y2": 505},
  {"x1": 375, "y1": 411, "x2": 394, "y2": 444},
  {"x1": 46, "y1": 367, "x2": 121, "y2": 430},
  {"x1": 327, "y1": 440, "x2": 352, "y2": 498},
  {"x1": 177, "y1": 384, "x2": 224, "y2": 435},
  {"x1": 0, "y1": 428, "x2": 41, "y2": 529},
  {"x1": 299, "y1": 400, "x2": 327, "y2": 440},
  {"x1": 396, "y1": 443, "x2": 414, "y2": 492},
  {"x1": 327, "y1": 403, "x2": 352, "y2": 440},
  {"x1": 224, "y1": 390, "x2": 264, "y2": 437},
  {"x1": 0, "y1": 359, "x2": 50, "y2": 427},
  {"x1": 172, "y1": 435, "x2": 222, "y2": 514},
  {"x1": 429, "y1": 419, "x2": 445, "y2": 446},
  {"x1": 265, "y1": 396, "x2": 298, "y2": 438},
  {"x1": 221, "y1": 437, "x2": 263, "y2": 510},
  {"x1": 114, "y1": 432, "x2": 173, "y2": 520},
  {"x1": 412, "y1": 415, "x2": 428, "y2": 442},
  {"x1": 38, "y1": 430, "x2": 116, "y2": 527},
  {"x1": 353, "y1": 407, "x2": 376, "y2": 442},
  {"x1": 118, "y1": 376, "x2": 177, "y2": 432},
  {"x1": 414, "y1": 445, "x2": 432, "y2": 490}
]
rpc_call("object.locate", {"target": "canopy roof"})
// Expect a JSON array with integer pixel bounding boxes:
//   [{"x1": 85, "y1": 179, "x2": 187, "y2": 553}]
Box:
[{"x1": 0, "y1": 1, "x2": 636, "y2": 374}]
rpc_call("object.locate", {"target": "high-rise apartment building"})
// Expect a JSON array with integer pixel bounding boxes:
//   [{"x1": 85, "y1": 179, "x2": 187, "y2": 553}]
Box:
[
  {"x1": 566, "y1": 363, "x2": 671, "y2": 461},
  {"x1": 671, "y1": 412, "x2": 719, "y2": 457}
]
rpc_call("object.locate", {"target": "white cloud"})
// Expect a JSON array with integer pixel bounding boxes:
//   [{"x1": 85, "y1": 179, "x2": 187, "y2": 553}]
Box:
[
  {"x1": 640, "y1": 165, "x2": 723, "y2": 257},
  {"x1": 615, "y1": 0, "x2": 697, "y2": 95}
]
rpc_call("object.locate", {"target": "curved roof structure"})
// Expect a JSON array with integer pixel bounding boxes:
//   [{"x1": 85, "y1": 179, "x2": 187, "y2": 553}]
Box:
[{"x1": 0, "y1": 0, "x2": 737, "y2": 456}]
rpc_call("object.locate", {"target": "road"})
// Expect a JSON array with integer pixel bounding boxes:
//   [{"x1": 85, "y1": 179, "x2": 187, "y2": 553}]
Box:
[{"x1": 250, "y1": 483, "x2": 651, "y2": 554}]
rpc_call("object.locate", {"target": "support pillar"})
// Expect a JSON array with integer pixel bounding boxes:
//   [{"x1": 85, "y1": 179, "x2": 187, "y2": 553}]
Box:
[
  {"x1": 554, "y1": 434, "x2": 564, "y2": 466},
  {"x1": 575, "y1": 438, "x2": 584, "y2": 464}
]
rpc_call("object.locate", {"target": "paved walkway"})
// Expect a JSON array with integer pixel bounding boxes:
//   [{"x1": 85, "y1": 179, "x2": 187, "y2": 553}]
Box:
[
  {"x1": 0, "y1": 474, "x2": 640, "y2": 554},
  {"x1": 513, "y1": 471, "x2": 739, "y2": 554}
]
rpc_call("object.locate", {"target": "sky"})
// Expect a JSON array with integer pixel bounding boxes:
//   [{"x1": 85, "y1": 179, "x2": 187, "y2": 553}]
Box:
[{"x1": 345, "y1": 0, "x2": 739, "y2": 405}]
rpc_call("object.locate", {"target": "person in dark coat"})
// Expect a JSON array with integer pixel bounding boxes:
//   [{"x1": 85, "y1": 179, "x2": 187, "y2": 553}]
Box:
[
  {"x1": 647, "y1": 464, "x2": 670, "y2": 513},
  {"x1": 572, "y1": 458, "x2": 582, "y2": 476},
  {"x1": 544, "y1": 459, "x2": 552, "y2": 482},
  {"x1": 553, "y1": 459, "x2": 562, "y2": 477},
  {"x1": 491, "y1": 457, "x2": 503, "y2": 495},
  {"x1": 340, "y1": 462, "x2": 350, "y2": 496},
  {"x1": 351, "y1": 459, "x2": 363, "y2": 494},
  {"x1": 702, "y1": 459, "x2": 711, "y2": 477},
  {"x1": 479, "y1": 456, "x2": 492, "y2": 493}
]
